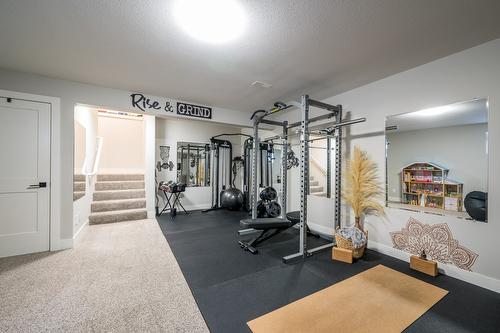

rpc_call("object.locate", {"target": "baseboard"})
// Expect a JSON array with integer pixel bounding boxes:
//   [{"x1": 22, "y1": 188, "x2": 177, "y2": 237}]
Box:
[
  {"x1": 73, "y1": 219, "x2": 89, "y2": 241},
  {"x1": 307, "y1": 222, "x2": 334, "y2": 238},
  {"x1": 368, "y1": 240, "x2": 500, "y2": 293},
  {"x1": 180, "y1": 204, "x2": 212, "y2": 211},
  {"x1": 147, "y1": 210, "x2": 156, "y2": 219},
  {"x1": 54, "y1": 238, "x2": 74, "y2": 250}
]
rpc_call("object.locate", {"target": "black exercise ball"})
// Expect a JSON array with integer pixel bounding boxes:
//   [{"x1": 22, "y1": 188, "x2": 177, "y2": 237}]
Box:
[
  {"x1": 259, "y1": 187, "x2": 277, "y2": 201},
  {"x1": 464, "y1": 191, "x2": 487, "y2": 222},
  {"x1": 221, "y1": 188, "x2": 244, "y2": 211}
]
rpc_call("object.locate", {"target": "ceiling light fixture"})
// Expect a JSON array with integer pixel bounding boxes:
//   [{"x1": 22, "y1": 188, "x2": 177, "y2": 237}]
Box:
[{"x1": 173, "y1": 0, "x2": 246, "y2": 44}]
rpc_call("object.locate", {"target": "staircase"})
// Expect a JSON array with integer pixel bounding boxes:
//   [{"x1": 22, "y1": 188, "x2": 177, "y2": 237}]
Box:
[
  {"x1": 310, "y1": 176, "x2": 326, "y2": 197},
  {"x1": 73, "y1": 174, "x2": 86, "y2": 201},
  {"x1": 89, "y1": 174, "x2": 147, "y2": 225}
]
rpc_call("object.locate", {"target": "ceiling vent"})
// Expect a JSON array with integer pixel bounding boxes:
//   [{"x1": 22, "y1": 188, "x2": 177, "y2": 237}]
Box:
[{"x1": 251, "y1": 81, "x2": 272, "y2": 88}]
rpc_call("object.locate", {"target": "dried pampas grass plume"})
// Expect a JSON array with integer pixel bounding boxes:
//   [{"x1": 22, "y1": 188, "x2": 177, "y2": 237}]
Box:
[{"x1": 342, "y1": 146, "x2": 384, "y2": 229}]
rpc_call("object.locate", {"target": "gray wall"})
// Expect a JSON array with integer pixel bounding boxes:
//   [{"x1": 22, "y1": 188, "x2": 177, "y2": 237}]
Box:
[{"x1": 387, "y1": 123, "x2": 488, "y2": 201}]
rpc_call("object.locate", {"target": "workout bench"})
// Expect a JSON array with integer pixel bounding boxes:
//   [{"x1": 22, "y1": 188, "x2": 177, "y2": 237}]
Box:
[{"x1": 238, "y1": 217, "x2": 298, "y2": 254}]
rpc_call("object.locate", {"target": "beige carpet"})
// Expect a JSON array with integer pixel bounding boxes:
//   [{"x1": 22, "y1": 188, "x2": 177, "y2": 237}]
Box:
[
  {"x1": 0, "y1": 219, "x2": 208, "y2": 333},
  {"x1": 248, "y1": 264, "x2": 448, "y2": 333}
]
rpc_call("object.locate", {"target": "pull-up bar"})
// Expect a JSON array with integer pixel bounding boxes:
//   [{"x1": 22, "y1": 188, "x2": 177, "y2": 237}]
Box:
[{"x1": 262, "y1": 117, "x2": 366, "y2": 143}]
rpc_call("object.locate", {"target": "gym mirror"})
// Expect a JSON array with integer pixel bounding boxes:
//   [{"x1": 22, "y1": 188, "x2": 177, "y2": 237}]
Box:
[
  {"x1": 385, "y1": 98, "x2": 488, "y2": 222},
  {"x1": 177, "y1": 142, "x2": 210, "y2": 187}
]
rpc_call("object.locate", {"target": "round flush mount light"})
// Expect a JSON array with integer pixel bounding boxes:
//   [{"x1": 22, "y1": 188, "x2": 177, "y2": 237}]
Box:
[{"x1": 173, "y1": 0, "x2": 246, "y2": 44}]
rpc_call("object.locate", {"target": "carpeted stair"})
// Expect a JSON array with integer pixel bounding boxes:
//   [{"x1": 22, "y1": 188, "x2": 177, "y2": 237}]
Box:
[
  {"x1": 89, "y1": 174, "x2": 147, "y2": 224},
  {"x1": 73, "y1": 174, "x2": 86, "y2": 201},
  {"x1": 309, "y1": 176, "x2": 326, "y2": 197}
]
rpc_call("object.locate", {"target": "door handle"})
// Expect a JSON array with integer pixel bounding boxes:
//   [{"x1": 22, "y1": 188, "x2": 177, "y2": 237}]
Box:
[{"x1": 27, "y1": 182, "x2": 47, "y2": 189}]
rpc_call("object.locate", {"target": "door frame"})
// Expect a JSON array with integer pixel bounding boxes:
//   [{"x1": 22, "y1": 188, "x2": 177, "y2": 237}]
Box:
[{"x1": 0, "y1": 89, "x2": 62, "y2": 251}]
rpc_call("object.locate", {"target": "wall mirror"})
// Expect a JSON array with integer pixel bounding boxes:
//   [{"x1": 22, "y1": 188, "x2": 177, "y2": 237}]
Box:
[
  {"x1": 177, "y1": 142, "x2": 210, "y2": 187},
  {"x1": 385, "y1": 98, "x2": 488, "y2": 222}
]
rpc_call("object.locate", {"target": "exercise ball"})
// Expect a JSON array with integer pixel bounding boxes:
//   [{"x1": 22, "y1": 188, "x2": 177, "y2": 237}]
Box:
[
  {"x1": 221, "y1": 188, "x2": 244, "y2": 211},
  {"x1": 464, "y1": 191, "x2": 487, "y2": 222},
  {"x1": 259, "y1": 187, "x2": 277, "y2": 201}
]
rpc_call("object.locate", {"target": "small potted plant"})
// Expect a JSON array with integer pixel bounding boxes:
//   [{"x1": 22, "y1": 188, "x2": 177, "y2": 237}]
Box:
[{"x1": 336, "y1": 146, "x2": 384, "y2": 258}]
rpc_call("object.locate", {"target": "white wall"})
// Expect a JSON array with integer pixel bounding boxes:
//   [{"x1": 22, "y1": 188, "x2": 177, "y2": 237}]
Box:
[
  {"x1": 97, "y1": 115, "x2": 145, "y2": 174},
  {"x1": 74, "y1": 122, "x2": 85, "y2": 173},
  {"x1": 73, "y1": 106, "x2": 98, "y2": 237},
  {"x1": 155, "y1": 117, "x2": 244, "y2": 211},
  {"x1": 144, "y1": 115, "x2": 156, "y2": 218},
  {"x1": 310, "y1": 38, "x2": 500, "y2": 291},
  {"x1": 0, "y1": 69, "x2": 252, "y2": 240},
  {"x1": 387, "y1": 123, "x2": 488, "y2": 201}
]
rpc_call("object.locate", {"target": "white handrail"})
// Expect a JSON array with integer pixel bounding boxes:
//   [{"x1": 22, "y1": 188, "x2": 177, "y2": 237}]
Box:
[
  {"x1": 310, "y1": 155, "x2": 327, "y2": 176},
  {"x1": 82, "y1": 136, "x2": 103, "y2": 177}
]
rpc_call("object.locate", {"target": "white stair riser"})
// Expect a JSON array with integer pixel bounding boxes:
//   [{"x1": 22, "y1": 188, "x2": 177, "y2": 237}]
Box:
[
  {"x1": 89, "y1": 210, "x2": 147, "y2": 225},
  {"x1": 97, "y1": 174, "x2": 144, "y2": 181},
  {"x1": 91, "y1": 199, "x2": 146, "y2": 213},
  {"x1": 310, "y1": 180, "x2": 319, "y2": 186},
  {"x1": 312, "y1": 192, "x2": 327, "y2": 197},
  {"x1": 95, "y1": 181, "x2": 144, "y2": 191},
  {"x1": 93, "y1": 190, "x2": 145, "y2": 201}
]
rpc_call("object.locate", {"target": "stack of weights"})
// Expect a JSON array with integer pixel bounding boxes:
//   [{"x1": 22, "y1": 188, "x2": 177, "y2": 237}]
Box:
[{"x1": 256, "y1": 187, "x2": 281, "y2": 218}]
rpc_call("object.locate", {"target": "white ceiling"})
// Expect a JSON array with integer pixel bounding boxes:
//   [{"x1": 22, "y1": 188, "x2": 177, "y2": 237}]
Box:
[
  {"x1": 1, "y1": 1, "x2": 500, "y2": 113},
  {"x1": 386, "y1": 98, "x2": 488, "y2": 132}
]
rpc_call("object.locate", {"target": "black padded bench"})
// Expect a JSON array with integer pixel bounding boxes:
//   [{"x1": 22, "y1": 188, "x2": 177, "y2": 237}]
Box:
[
  {"x1": 238, "y1": 217, "x2": 297, "y2": 254},
  {"x1": 285, "y1": 211, "x2": 320, "y2": 238}
]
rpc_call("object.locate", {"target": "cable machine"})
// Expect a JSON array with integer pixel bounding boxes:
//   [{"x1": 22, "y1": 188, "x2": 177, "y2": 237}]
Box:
[
  {"x1": 240, "y1": 95, "x2": 365, "y2": 262},
  {"x1": 203, "y1": 133, "x2": 252, "y2": 213}
]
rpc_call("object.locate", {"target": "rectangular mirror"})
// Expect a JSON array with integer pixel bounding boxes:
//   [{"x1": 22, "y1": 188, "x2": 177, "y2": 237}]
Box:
[
  {"x1": 385, "y1": 98, "x2": 488, "y2": 222},
  {"x1": 177, "y1": 142, "x2": 211, "y2": 187}
]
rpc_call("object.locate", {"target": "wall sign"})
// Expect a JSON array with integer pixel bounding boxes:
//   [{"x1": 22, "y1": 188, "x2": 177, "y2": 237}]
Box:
[
  {"x1": 130, "y1": 93, "x2": 212, "y2": 120},
  {"x1": 177, "y1": 102, "x2": 212, "y2": 119},
  {"x1": 130, "y1": 93, "x2": 174, "y2": 113}
]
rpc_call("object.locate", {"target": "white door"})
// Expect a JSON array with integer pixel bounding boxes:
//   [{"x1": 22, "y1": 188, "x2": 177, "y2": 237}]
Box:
[{"x1": 0, "y1": 97, "x2": 51, "y2": 257}]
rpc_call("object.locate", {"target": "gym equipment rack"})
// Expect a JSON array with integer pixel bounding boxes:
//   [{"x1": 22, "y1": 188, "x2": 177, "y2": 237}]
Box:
[{"x1": 244, "y1": 95, "x2": 365, "y2": 263}]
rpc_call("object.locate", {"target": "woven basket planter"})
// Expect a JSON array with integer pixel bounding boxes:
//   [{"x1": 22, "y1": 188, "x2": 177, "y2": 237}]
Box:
[{"x1": 335, "y1": 223, "x2": 368, "y2": 259}]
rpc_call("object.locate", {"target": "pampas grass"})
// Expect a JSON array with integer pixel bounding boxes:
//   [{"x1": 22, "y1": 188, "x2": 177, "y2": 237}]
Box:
[{"x1": 343, "y1": 146, "x2": 384, "y2": 229}]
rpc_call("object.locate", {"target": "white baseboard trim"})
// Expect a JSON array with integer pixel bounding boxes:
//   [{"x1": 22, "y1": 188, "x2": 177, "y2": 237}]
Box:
[
  {"x1": 55, "y1": 238, "x2": 74, "y2": 250},
  {"x1": 307, "y1": 222, "x2": 334, "y2": 238},
  {"x1": 180, "y1": 204, "x2": 212, "y2": 211},
  {"x1": 147, "y1": 210, "x2": 156, "y2": 219},
  {"x1": 73, "y1": 219, "x2": 89, "y2": 241},
  {"x1": 368, "y1": 240, "x2": 500, "y2": 293}
]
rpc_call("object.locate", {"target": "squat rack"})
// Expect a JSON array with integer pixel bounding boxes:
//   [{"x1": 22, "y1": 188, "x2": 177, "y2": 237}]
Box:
[{"x1": 249, "y1": 95, "x2": 365, "y2": 263}]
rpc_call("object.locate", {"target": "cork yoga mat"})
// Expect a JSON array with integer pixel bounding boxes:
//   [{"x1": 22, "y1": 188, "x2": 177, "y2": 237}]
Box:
[{"x1": 248, "y1": 265, "x2": 448, "y2": 333}]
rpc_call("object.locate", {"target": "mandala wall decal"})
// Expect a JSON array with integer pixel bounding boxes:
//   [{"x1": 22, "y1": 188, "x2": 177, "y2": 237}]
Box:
[{"x1": 390, "y1": 217, "x2": 478, "y2": 271}]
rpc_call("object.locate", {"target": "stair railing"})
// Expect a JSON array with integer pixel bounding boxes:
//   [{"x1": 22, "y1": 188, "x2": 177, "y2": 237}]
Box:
[
  {"x1": 310, "y1": 155, "x2": 327, "y2": 176},
  {"x1": 82, "y1": 136, "x2": 103, "y2": 178}
]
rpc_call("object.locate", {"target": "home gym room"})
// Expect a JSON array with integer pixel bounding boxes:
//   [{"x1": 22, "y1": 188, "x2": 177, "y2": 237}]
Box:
[{"x1": 0, "y1": 1, "x2": 500, "y2": 332}]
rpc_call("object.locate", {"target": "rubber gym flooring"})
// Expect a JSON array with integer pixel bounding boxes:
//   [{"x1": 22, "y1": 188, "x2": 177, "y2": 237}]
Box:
[{"x1": 157, "y1": 210, "x2": 500, "y2": 333}]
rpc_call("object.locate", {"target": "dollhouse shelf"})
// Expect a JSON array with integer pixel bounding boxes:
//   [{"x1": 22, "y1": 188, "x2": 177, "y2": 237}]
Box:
[{"x1": 401, "y1": 162, "x2": 463, "y2": 212}]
